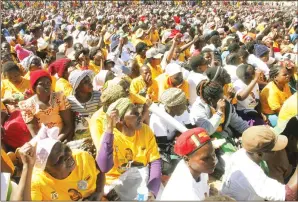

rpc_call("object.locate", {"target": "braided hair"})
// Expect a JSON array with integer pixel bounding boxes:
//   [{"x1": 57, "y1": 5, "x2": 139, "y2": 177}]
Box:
[
  {"x1": 196, "y1": 80, "x2": 223, "y2": 105},
  {"x1": 269, "y1": 64, "x2": 283, "y2": 81}
]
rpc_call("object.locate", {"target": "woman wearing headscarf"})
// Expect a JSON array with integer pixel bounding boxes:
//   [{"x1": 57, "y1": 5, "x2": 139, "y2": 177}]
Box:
[
  {"x1": 30, "y1": 137, "x2": 104, "y2": 200},
  {"x1": 95, "y1": 98, "x2": 161, "y2": 200},
  {"x1": 20, "y1": 54, "x2": 43, "y2": 79},
  {"x1": 18, "y1": 70, "x2": 73, "y2": 141},
  {"x1": 92, "y1": 70, "x2": 115, "y2": 91},
  {"x1": 48, "y1": 58, "x2": 74, "y2": 97},
  {"x1": 67, "y1": 70, "x2": 101, "y2": 140}
]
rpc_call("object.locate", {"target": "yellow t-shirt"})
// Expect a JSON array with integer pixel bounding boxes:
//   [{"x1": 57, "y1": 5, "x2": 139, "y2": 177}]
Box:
[
  {"x1": 147, "y1": 63, "x2": 163, "y2": 80},
  {"x1": 260, "y1": 82, "x2": 292, "y2": 115},
  {"x1": 135, "y1": 55, "x2": 145, "y2": 68},
  {"x1": 55, "y1": 78, "x2": 73, "y2": 97},
  {"x1": 130, "y1": 76, "x2": 159, "y2": 102},
  {"x1": 1, "y1": 149, "x2": 15, "y2": 174},
  {"x1": 132, "y1": 38, "x2": 153, "y2": 48},
  {"x1": 150, "y1": 30, "x2": 160, "y2": 44},
  {"x1": 155, "y1": 73, "x2": 190, "y2": 100},
  {"x1": 129, "y1": 92, "x2": 147, "y2": 105},
  {"x1": 90, "y1": 109, "x2": 106, "y2": 151},
  {"x1": 91, "y1": 119, "x2": 160, "y2": 184},
  {"x1": 1, "y1": 78, "x2": 30, "y2": 99},
  {"x1": 88, "y1": 61, "x2": 101, "y2": 74},
  {"x1": 277, "y1": 92, "x2": 297, "y2": 127},
  {"x1": 31, "y1": 150, "x2": 99, "y2": 201}
]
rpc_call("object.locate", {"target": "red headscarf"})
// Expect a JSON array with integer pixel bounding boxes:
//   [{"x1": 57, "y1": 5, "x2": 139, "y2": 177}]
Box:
[
  {"x1": 48, "y1": 58, "x2": 71, "y2": 78},
  {"x1": 30, "y1": 70, "x2": 52, "y2": 90}
]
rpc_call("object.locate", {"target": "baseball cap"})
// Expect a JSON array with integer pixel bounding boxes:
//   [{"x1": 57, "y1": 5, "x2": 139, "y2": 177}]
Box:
[
  {"x1": 166, "y1": 63, "x2": 182, "y2": 76},
  {"x1": 174, "y1": 127, "x2": 211, "y2": 156},
  {"x1": 146, "y1": 48, "x2": 163, "y2": 59},
  {"x1": 242, "y1": 126, "x2": 288, "y2": 153}
]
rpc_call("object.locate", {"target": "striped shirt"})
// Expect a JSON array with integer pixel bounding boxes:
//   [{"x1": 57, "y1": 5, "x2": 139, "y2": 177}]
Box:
[{"x1": 67, "y1": 91, "x2": 101, "y2": 140}]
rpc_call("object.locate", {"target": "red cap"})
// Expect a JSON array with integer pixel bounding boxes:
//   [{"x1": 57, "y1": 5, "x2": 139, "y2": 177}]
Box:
[
  {"x1": 174, "y1": 128, "x2": 211, "y2": 156},
  {"x1": 30, "y1": 70, "x2": 52, "y2": 91},
  {"x1": 168, "y1": 29, "x2": 182, "y2": 39},
  {"x1": 48, "y1": 58, "x2": 71, "y2": 78}
]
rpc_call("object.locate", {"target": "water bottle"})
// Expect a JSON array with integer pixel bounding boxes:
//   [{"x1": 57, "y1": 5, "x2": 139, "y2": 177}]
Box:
[{"x1": 136, "y1": 182, "x2": 148, "y2": 201}]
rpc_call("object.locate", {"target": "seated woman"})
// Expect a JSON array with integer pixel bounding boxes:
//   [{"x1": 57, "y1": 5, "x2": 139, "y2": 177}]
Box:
[
  {"x1": 20, "y1": 54, "x2": 43, "y2": 79},
  {"x1": 18, "y1": 70, "x2": 73, "y2": 142},
  {"x1": 234, "y1": 64, "x2": 266, "y2": 126},
  {"x1": 1, "y1": 62, "x2": 30, "y2": 111},
  {"x1": 48, "y1": 58, "x2": 74, "y2": 97},
  {"x1": 190, "y1": 80, "x2": 249, "y2": 138},
  {"x1": 260, "y1": 64, "x2": 292, "y2": 127},
  {"x1": 68, "y1": 70, "x2": 101, "y2": 140},
  {"x1": 149, "y1": 88, "x2": 191, "y2": 142},
  {"x1": 92, "y1": 70, "x2": 115, "y2": 92},
  {"x1": 205, "y1": 66, "x2": 237, "y2": 105},
  {"x1": 89, "y1": 47, "x2": 104, "y2": 74},
  {"x1": 31, "y1": 138, "x2": 104, "y2": 201},
  {"x1": 94, "y1": 98, "x2": 161, "y2": 199}
]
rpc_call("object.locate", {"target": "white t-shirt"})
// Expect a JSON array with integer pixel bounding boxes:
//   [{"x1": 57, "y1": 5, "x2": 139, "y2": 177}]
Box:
[
  {"x1": 58, "y1": 44, "x2": 74, "y2": 57},
  {"x1": 233, "y1": 79, "x2": 260, "y2": 110},
  {"x1": 187, "y1": 71, "x2": 208, "y2": 105},
  {"x1": 120, "y1": 42, "x2": 136, "y2": 63},
  {"x1": 221, "y1": 148, "x2": 285, "y2": 201},
  {"x1": 149, "y1": 104, "x2": 190, "y2": 140},
  {"x1": 247, "y1": 54, "x2": 270, "y2": 79},
  {"x1": 161, "y1": 160, "x2": 209, "y2": 201},
  {"x1": 223, "y1": 64, "x2": 238, "y2": 83}
]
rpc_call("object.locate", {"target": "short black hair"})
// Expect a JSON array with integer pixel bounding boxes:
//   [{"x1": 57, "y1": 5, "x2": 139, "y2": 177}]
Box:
[
  {"x1": 196, "y1": 80, "x2": 223, "y2": 103},
  {"x1": 135, "y1": 42, "x2": 147, "y2": 54},
  {"x1": 269, "y1": 64, "x2": 283, "y2": 81},
  {"x1": 226, "y1": 53, "x2": 240, "y2": 65},
  {"x1": 238, "y1": 48, "x2": 249, "y2": 59},
  {"x1": 246, "y1": 41, "x2": 256, "y2": 54},
  {"x1": 74, "y1": 48, "x2": 90, "y2": 60},
  {"x1": 190, "y1": 55, "x2": 207, "y2": 71},
  {"x1": 2, "y1": 61, "x2": 21, "y2": 74},
  {"x1": 228, "y1": 43, "x2": 240, "y2": 53}
]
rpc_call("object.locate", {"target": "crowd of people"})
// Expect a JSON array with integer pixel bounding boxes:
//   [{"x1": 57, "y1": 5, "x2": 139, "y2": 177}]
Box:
[{"x1": 1, "y1": 0, "x2": 297, "y2": 201}]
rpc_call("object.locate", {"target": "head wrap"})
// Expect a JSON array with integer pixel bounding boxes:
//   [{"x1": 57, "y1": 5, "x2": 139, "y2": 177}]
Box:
[
  {"x1": 254, "y1": 44, "x2": 269, "y2": 58},
  {"x1": 30, "y1": 70, "x2": 52, "y2": 90},
  {"x1": 93, "y1": 70, "x2": 109, "y2": 91},
  {"x1": 14, "y1": 44, "x2": 32, "y2": 62},
  {"x1": 48, "y1": 58, "x2": 71, "y2": 78},
  {"x1": 68, "y1": 70, "x2": 93, "y2": 94},
  {"x1": 106, "y1": 98, "x2": 132, "y2": 120},
  {"x1": 20, "y1": 55, "x2": 42, "y2": 73},
  {"x1": 101, "y1": 85, "x2": 127, "y2": 112},
  {"x1": 166, "y1": 63, "x2": 182, "y2": 76},
  {"x1": 160, "y1": 88, "x2": 187, "y2": 107}
]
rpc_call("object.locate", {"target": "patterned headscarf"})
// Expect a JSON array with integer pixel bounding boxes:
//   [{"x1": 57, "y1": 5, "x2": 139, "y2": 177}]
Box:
[
  {"x1": 106, "y1": 98, "x2": 132, "y2": 120},
  {"x1": 101, "y1": 84, "x2": 127, "y2": 112},
  {"x1": 20, "y1": 55, "x2": 42, "y2": 73},
  {"x1": 160, "y1": 88, "x2": 187, "y2": 107}
]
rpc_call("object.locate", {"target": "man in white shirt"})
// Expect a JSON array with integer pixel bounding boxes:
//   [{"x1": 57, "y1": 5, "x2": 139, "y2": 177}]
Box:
[
  {"x1": 187, "y1": 55, "x2": 209, "y2": 105},
  {"x1": 58, "y1": 35, "x2": 74, "y2": 58},
  {"x1": 161, "y1": 128, "x2": 217, "y2": 201},
  {"x1": 150, "y1": 88, "x2": 190, "y2": 141},
  {"x1": 221, "y1": 126, "x2": 297, "y2": 201}
]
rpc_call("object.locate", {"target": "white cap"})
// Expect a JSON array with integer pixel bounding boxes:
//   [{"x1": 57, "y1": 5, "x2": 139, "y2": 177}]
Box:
[
  {"x1": 146, "y1": 48, "x2": 163, "y2": 59},
  {"x1": 166, "y1": 63, "x2": 182, "y2": 76}
]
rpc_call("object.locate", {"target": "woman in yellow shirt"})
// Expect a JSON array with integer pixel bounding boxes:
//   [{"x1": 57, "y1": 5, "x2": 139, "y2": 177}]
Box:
[
  {"x1": 135, "y1": 42, "x2": 148, "y2": 68},
  {"x1": 31, "y1": 138, "x2": 104, "y2": 201},
  {"x1": 260, "y1": 65, "x2": 292, "y2": 127},
  {"x1": 48, "y1": 58, "x2": 74, "y2": 97},
  {"x1": 91, "y1": 98, "x2": 161, "y2": 199},
  {"x1": 1, "y1": 62, "x2": 30, "y2": 108},
  {"x1": 88, "y1": 47, "x2": 104, "y2": 74}
]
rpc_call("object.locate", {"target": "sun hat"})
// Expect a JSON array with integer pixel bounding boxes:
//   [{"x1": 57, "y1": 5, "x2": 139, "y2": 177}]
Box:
[{"x1": 146, "y1": 47, "x2": 163, "y2": 59}]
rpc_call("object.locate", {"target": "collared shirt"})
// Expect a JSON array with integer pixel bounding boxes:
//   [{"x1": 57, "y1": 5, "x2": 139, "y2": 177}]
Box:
[
  {"x1": 161, "y1": 160, "x2": 209, "y2": 201},
  {"x1": 221, "y1": 148, "x2": 285, "y2": 201}
]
